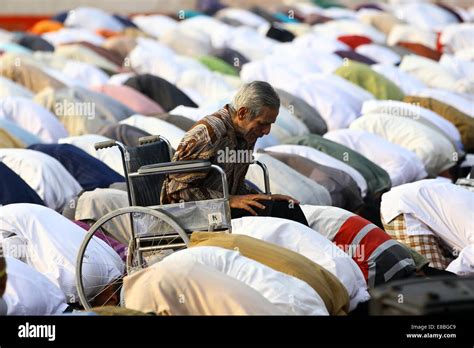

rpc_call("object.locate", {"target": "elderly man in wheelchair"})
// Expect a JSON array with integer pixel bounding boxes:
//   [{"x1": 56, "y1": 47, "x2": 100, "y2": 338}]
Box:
[{"x1": 76, "y1": 81, "x2": 308, "y2": 310}]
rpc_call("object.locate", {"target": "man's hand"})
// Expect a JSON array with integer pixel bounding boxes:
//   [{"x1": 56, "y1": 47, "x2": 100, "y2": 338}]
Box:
[
  {"x1": 268, "y1": 194, "x2": 300, "y2": 205},
  {"x1": 229, "y1": 194, "x2": 300, "y2": 216}
]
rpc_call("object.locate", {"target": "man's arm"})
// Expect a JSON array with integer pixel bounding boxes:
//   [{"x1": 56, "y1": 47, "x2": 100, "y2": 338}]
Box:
[{"x1": 161, "y1": 124, "x2": 224, "y2": 203}]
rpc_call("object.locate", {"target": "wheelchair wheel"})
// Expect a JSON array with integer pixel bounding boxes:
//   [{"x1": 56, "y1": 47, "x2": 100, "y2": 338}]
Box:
[{"x1": 76, "y1": 206, "x2": 189, "y2": 311}]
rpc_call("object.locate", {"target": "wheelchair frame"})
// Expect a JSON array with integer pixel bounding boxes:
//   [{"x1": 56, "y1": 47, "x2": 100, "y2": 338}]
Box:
[{"x1": 75, "y1": 135, "x2": 271, "y2": 310}]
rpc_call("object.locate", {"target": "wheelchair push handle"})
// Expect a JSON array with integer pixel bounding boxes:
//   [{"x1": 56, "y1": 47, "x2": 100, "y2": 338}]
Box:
[{"x1": 94, "y1": 140, "x2": 117, "y2": 151}]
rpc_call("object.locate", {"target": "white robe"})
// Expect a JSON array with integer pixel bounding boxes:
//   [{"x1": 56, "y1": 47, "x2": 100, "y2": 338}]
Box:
[
  {"x1": 324, "y1": 129, "x2": 427, "y2": 187},
  {"x1": 380, "y1": 179, "x2": 474, "y2": 253},
  {"x1": 3, "y1": 257, "x2": 68, "y2": 315},
  {"x1": 0, "y1": 148, "x2": 82, "y2": 211},
  {"x1": 0, "y1": 96, "x2": 68, "y2": 143},
  {"x1": 350, "y1": 113, "x2": 458, "y2": 177},
  {"x1": 162, "y1": 246, "x2": 329, "y2": 315},
  {"x1": 0, "y1": 204, "x2": 124, "y2": 303}
]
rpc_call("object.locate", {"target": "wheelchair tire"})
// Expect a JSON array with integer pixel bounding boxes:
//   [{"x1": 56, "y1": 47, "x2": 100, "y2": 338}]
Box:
[{"x1": 75, "y1": 206, "x2": 188, "y2": 310}]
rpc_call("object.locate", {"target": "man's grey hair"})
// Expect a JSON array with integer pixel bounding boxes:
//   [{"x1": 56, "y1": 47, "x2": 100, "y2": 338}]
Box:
[{"x1": 229, "y1": 81, "x2": 280, "y2": 119}]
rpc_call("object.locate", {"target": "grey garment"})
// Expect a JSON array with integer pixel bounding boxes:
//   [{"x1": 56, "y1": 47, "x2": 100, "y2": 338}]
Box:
[
  {"x1": 0, "y1": 298, "x2": 7, "y2": 315},
  {"x1": 149, "y1": 113, "x2": 196, "y2": 132},
  {"x1": 74, "y1": 188, "x2": 131, "y2": 245},
  {"x1": 264, "y1": 150, "x2": 364, "y2": 212},
  {"x1": 109, "y1": 182, "x2": 128, "y2": 192},
  {"x1": 34, "y1": 86, "x2": 135, "y2": 135},
  {"x1": 275, "y1": 88, "x2": 328, "y2": 135},
  {"x1": 247, "y1": 153, "x2": 332, "y2": 206},
  {"x1": 61, "y1": 195, "x2": 79, "y2": 220},
  {"x1": 96, "y1": 123, "x2": 151, "y2": 147},
  {"x1": 399, "y1": 243, "x2": 430, "y2": 271}
]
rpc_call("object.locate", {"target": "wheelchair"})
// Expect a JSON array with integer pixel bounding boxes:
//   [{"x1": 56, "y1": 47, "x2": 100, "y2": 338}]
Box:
[{"x1": 75, "y1": 135, "x2": 271, "y2": 310}]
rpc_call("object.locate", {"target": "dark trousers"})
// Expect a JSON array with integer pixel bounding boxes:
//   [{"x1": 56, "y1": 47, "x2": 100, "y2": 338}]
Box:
[{"x1": 231, "y1": 199, "x2": 309, "y2": 227}]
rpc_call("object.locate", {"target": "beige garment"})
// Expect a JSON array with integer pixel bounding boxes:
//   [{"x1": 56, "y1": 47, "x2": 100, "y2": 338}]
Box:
[
  {"x1": 190, "y1": 232, "x2": 350, "y2": 316},
  {"x1": 0, "y1": 57, "x2": 65, "y2": 93},
  {"x1": 122, "y1": 27, "x2": 151, "y2": 39},
  {"x1": 103, "y1": 36, "x2": 137, "y2": 61},
  {"x1": 359, "y1": 11, "x2": 401, "y2": 36},
  {"x1": 34, "y1": 87, "x2": 110, "y2": 135},
  {"x1": 123, "y1": 258, "x2": 284, "y2": 315},
  {"x1": 89, "y1": 306, "x2": 151, "y2": 316},
  {"x1": 75, "y1": 188, "x2": 131, "y2": 245},
  {"x1": 54, "y1": 44, "x2": 120, "y2": 74},
  {"x1": 0, "y1": 129, "x2": 25, "y2": 148}
]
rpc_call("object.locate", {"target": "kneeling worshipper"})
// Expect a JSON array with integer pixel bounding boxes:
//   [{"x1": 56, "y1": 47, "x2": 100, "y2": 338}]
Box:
[
  {"x1": 0, "y1": 204, "x2": 124, "y2": 307},
  {"x1": 0, "y1": 148, "x2": 82, "y2": 211},
  {"x1": 0, "y1": 255, "x2": 69, "y2": 315},
  {"x1": 28, "y1": 143, "x2": 125, "y2": 191},
  {"x1": 229, "y1": 216, "x2": 370, "y2": 311},
  {"x1": 186, "y1": 233, "x2": 352, "y2": 315},
  {"x1": 129, "y1": 241, "x2": 340, "y2": 315},
  {"x1": 381, "y1": 179, "x2": 474, "y2": 271},
  {"x1": 300, "y1": 205, "x2": 423, "y2": 287},
  {"x1": 123, "y1": 258, "x2": 285, "y2": 315},
  {"x1": 161, "y1": 81, "x2": 308, "y2": 226}
]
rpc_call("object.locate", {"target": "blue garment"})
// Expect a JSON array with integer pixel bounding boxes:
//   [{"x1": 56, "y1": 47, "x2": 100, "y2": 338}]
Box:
[
  {"x1": 0, "y1": 119, "x2": 42, "y2": 146},
  {"x1": 0, "y1": 162, "x2": 44, "y2": 206},
  {"x1": 28, "y1": 143, "x2": 124, "y2": 191},
  {"x1": 113, "y1": 14, "x2": 138, "y2": 28},
  {"x1": 273, "y1": 12, "x2": 300, "y2": 23}
]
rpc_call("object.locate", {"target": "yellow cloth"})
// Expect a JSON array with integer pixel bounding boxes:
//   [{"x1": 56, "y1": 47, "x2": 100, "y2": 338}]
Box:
[
  {"x1": 89, "y1": 306, "x2": 151, "y2": 316},
  {"x1": 404, "y1": 96, "x2": 474, "y2": 153},
  {"x1": 0, "y1": 129, "x2": 25, "y2": 148},
  {"x1": 189, "y1": 231, "x2": 350, "y2": 315}
]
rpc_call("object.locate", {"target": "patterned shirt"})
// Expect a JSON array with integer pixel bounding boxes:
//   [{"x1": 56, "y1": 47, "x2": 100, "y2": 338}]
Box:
[{"x1": 161, "y1": 105, "x2": 257, "y2": 204}]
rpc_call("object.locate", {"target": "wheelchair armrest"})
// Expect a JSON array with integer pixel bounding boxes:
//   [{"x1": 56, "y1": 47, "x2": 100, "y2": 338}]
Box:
[
  {"x1": 253, "y1": 159, "x2": 271, "y2": 194},
  {"x1": 137, "y1": 160, "x2": 212, "y2": 175}
]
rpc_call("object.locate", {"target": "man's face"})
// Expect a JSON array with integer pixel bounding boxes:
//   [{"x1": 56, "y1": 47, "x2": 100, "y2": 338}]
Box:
[{"x1": 235, "y1": 106, "x2": 278, "y2": 143}]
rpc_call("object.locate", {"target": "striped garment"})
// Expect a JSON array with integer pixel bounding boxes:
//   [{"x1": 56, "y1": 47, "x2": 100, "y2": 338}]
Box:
[
  {"x1": 302, "y1": 205, "x2": 416, "y2": 288},
  {"x1": 334, "y1": 215, "x2": 416, "y2": 288},
  {"x1": 161, "y1": 105, "x2": 257, "y2": 204}
]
